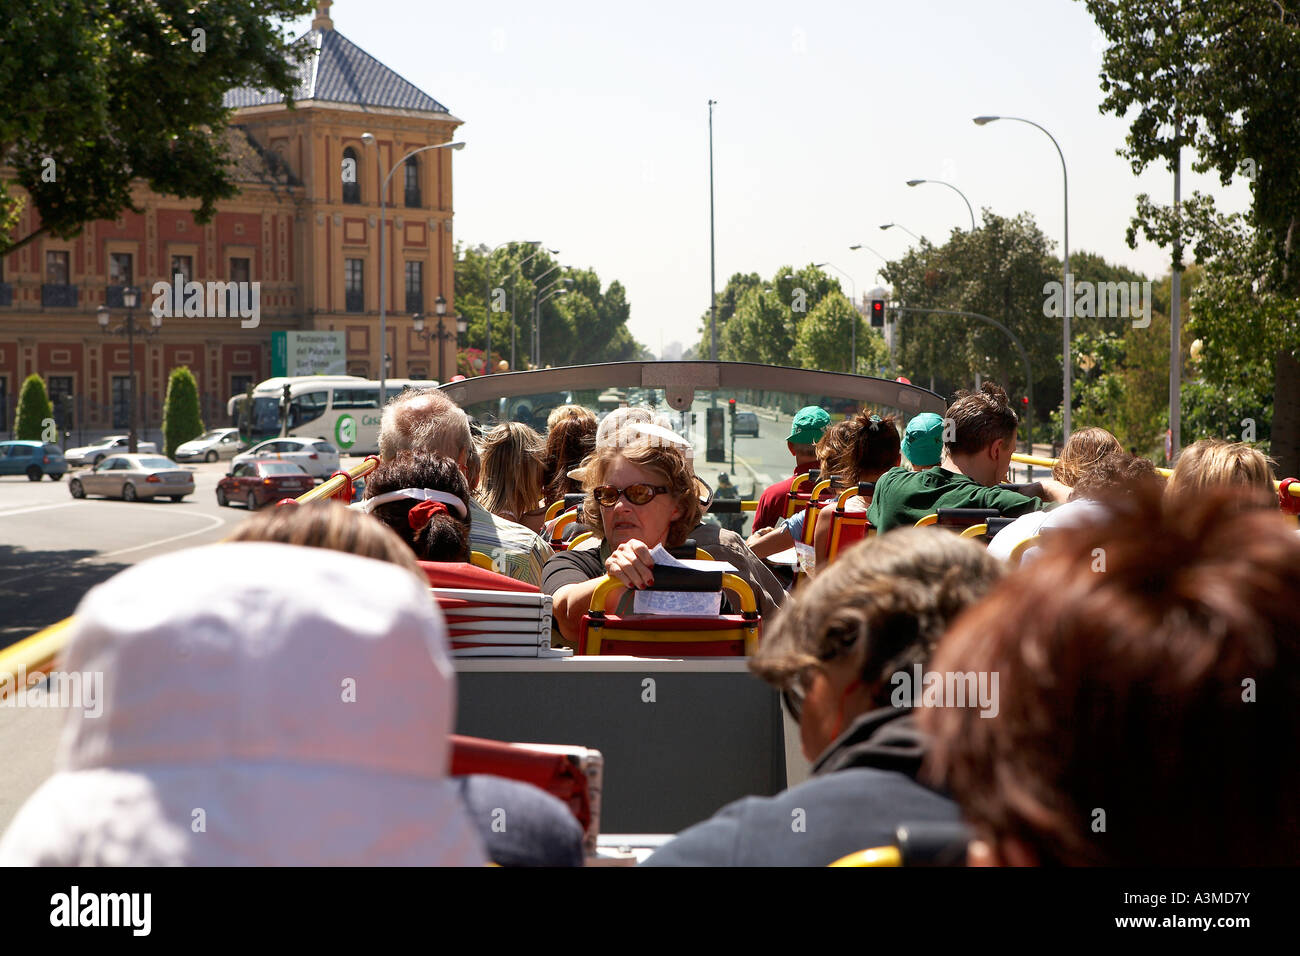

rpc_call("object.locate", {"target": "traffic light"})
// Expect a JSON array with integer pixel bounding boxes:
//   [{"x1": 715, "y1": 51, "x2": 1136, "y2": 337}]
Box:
[
  {"x1": 870, "y1": 299, "x2": 885, "y2": 328},
  {"x1": 728, "y1": 398, "x2": 736, "y2": 420}
]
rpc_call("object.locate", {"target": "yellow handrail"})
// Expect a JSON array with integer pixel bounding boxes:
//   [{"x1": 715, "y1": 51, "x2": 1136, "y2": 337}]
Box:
[
  {"x1": 1011, "y1": 451, "x2": 1298, "y2": 496},
  {"x1": 0, "y1": 616, "x2": 76, "y2": 700},
  {"x1": 295, "y1": 455, "x2": 382, "y2": 504}
]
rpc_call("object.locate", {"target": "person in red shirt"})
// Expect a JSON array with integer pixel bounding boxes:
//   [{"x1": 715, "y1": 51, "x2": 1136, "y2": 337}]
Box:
[{"x1": 752, "y1": 406, "x2": 831, "y2": 532}]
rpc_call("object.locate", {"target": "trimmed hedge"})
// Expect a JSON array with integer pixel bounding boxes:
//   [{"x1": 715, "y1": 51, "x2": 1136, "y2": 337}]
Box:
[{"x1": 162, "y1": 366, "x2": 204, "y2": 459}]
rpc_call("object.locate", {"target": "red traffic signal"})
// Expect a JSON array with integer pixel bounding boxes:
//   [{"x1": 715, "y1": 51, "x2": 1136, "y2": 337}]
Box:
[
  {"x1": 870, "y1": 299, "x2": 885, "y2": 328},
  {"x1": 1021, "y1": 397, "x2": 1029, "y2": 405}
]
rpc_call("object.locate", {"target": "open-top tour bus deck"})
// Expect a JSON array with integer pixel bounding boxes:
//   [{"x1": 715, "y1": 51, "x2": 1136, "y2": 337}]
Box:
[{"x1": 4, "y1": 362, "x2": 1297, "y2": 863}]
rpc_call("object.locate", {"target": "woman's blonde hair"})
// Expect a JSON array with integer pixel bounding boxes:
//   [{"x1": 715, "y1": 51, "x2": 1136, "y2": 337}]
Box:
[
  {"x1": 578, "y1": 431, "x2": 702, "y2": 547},
  {"x1": 751, "y1": 529, "x2": 1003, "y2": 706},
  {"x1": 1166, "y1": 438, "x2": 1276, "y2": 508},
  {"x1": 477, "y1": 421, "x2": 546, "y2": 521},
  {"x1": 225, "y1": 502, "x2": 425, "y2": 580},
  {"x1": 1053, "y1": 426, "x2": 1124, "y2": 486}
]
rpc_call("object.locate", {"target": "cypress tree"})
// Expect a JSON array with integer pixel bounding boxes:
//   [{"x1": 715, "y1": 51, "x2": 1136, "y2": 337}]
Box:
[
  {"x1": 14, "y1": 374, "x2": 54, "y2": 440},
  {"x1": 162, "y1": 366, "x2": 204, "y2": 459}
]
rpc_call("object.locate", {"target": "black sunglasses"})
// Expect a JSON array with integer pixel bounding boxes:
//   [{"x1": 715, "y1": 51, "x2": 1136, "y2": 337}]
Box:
[{"x1": 593, "y1": 483, "x2": 671, "y2": 507}]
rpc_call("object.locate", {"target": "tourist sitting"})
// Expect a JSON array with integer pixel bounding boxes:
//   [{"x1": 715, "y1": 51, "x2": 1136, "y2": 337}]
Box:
[
  {"x1": 752, "y1": 405, "x2": 831, "y2": 533},
  {"x1": 357, "y1": 452, "x2": 473, "y2": 563},
  {"x1": 922, "y1": 486, "x2": 1300, "y2": 865},
  {"x1": 378, "y1": 387, "x2": 553, "y2": 585},
  {"x1": 901, "y1": 412, "x2": 945, "y2": 471},
  {"x1": 0, "y1": 537, "x2": 486, "y2": 865},
  {"x1": 986, "y1": 426, "x2": 1126, "y2": 560},
  {"x1": 867, "y1": 383, "x2": 1070, "y2": 533},
  {"x1": 748, "y1": 412, "x2": 901, "y2": 567},
  {"x1": 542, "y1": 404, "x2": 598, "y2": 506},
  {"x1": 542, "y1": 428, "x2": 784, "y2": 644},
  {"x1": 1165, "y1": 437, "x2": 1277, "y2": 511},
  {"x1": 479, "y1": 421, "x2": 548, "y2": 534},
  {"x1": 642, "y1": 528, "x2": 1003, "y2": 866}
]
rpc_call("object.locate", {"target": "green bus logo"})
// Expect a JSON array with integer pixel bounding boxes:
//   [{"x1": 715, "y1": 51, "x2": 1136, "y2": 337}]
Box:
[{"x1": 335, "y1": 414, "x2": 356, "y2": 450}]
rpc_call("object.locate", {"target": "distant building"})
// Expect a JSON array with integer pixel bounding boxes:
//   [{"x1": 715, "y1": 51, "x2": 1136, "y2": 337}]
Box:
[{"x1": 0, "y1": 1, "x2": 462, "y2": 439}]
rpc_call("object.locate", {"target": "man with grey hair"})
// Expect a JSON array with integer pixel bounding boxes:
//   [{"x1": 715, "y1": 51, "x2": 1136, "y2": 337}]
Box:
[{"x1": 378, "y1": 389, "x2": 553, "y2": 585}]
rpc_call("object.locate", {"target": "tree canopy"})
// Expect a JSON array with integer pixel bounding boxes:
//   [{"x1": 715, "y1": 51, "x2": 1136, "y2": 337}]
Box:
[{"x1": 0, "y1": 0, "x2": 315, "y2": 255}]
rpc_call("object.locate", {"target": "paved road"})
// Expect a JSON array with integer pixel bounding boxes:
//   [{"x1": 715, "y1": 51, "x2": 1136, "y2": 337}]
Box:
[{"x1": 0, "y1": 459, "x2": 352, "y2": 650}]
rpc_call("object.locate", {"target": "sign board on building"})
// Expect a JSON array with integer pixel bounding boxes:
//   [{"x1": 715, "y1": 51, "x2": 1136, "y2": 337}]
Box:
[{"x1": 271, "y1": 331, "x2": 346, "y2": 376}]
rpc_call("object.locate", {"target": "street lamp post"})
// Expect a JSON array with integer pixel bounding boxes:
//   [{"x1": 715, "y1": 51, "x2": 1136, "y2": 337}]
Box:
[
  {"x1": 974, "y1": 114, "x2": 1070, "y2": 439},
  {"x1": 412, "y1": 294, "x2": 467, "y2": 381},
  {"x1": 533, "y1": 277, "x2": 574, "y2": 368},
  {"x1": 483, "y1": 239, "x2": 540, "y2": 374},
  {"x1": 814, "y1": 261, "x2": 857, "y2": 372},
  {"x1": 97, "y1": 286, "x2": 158, "y2": 454},
  {"x1": 509, "y1": 247, "x2": 558, "y2": 371},
  {"x1": 906, "y1": 179, "x2": 976, "y2": 231},
  {"x1": 880, "y1": 223, "x2": 922, "y2": 242},
  {"x1": 361, "y1": 134, "x2": 465, "y2": 406}
]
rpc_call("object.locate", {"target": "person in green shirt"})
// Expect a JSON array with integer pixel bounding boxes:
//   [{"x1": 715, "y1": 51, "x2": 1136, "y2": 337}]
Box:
[{"x1": 868, "y1": 383, "x2": 1071, "y2": 533}]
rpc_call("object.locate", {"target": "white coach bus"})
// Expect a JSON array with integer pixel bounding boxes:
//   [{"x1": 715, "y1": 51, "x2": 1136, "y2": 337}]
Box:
[{"x1": 227, "y1": 375, "x2": 438, "y2": 456}]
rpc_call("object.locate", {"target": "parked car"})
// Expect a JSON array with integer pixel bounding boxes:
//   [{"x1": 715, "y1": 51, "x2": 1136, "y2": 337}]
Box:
[
  {"x1": 68, "y1": 455, "x2": 194, "y2": 502},
  {"x1": 174, "y1": 427, "x2": 242, "y2": 463},
  {"x1": 0, "y1": 441, "x2": 66, "y2": 480},
  {"x1": 65, "y1": 435, "x2": 158, "y2": 467},
  {"x1": 733, "y1": 411, "x2": 760, "y2": 437},
  {"x1": 217, "y1": 460, "x2": 315, "y2": 510},
  {"x1": 231, "y1": 437, "x2": 339, "y2": 480}
]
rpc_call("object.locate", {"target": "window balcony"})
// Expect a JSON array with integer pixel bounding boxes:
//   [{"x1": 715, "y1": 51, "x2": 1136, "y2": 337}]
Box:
[
  {"x1": 404, "y1": 187, "x2": 422, "y2": 209},
  {"x1": 405, "y1": 292, "x2": 423, "y2": 314},
  {"x1": 105, "y1": 285, "x2": 131, "y2": 309},
  {"x1": 0, "y1": 283, "x2": 12, "y2": 307},
  {"x1": 42, "y1": 284, "x2": 78, "y2": 308},
  {"x1": 345, "y1": 289, "x2": 364, "y2": 313}
]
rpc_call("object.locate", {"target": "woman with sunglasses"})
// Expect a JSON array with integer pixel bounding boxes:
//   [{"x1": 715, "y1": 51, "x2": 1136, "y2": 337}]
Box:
[
  {"x1": 542, "y1": 428, "x2": 783, "y2": 645},
  {"x1": 642, "y1": 528, "x2": 1002, "y2": 867}
]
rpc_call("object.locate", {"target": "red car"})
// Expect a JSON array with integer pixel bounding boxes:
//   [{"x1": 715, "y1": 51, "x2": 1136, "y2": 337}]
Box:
[{"x1": 216, "y1": 460, "x2": 315, "y2": 510}]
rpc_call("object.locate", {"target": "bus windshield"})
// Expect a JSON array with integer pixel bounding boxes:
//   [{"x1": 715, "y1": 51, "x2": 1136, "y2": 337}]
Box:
[{"x1": 239, "y1": 396, "x2": 282, "y2": 446}]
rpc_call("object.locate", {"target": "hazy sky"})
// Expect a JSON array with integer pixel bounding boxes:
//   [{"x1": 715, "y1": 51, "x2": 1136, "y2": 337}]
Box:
[{"x1": 285, "y1": 0, "x2": 1252, "y2": 355}]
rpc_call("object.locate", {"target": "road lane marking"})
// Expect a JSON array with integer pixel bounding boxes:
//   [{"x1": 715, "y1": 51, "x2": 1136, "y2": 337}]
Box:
[
  {"x1": 0, "y1": 511, "x2": 228, "y2": 589},
  {"x1": 0, "y1": 502, "x2": 87, "y2": 519}
]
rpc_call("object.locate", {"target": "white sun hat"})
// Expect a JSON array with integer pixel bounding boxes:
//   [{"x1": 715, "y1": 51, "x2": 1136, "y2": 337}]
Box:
[{"x1": 0, "y1": 542, "x2": 485, "y2": 867}]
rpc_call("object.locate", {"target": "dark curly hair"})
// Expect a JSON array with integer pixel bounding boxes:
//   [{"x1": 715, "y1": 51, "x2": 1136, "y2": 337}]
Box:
[
  {"x1": 542, "y1": 405, "x2": 598, "y2": 504},
  {"x1": 363, "y1": 452, "x2": 472, "y2": 562}
]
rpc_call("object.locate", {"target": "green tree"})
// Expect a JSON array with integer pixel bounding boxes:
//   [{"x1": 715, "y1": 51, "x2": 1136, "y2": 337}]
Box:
[
  {"x1": 162, "y1": 366, "x2": 204, "y2": 459},
  {"x1": 792, "y1": 293, "x2": 887, "y2": 374},
  {"x1": 1080, "y1": 0, "x2": 1300, "y2": 473},
  {"x1": 0, "y1": 0, "x2": 315, "y2": 255},
  {"x1": 14, "y1": 374, "x2": 53, "y2": 440},
  {"x1": 695, "y1": 272, "x2": 763, "y2": 358}
]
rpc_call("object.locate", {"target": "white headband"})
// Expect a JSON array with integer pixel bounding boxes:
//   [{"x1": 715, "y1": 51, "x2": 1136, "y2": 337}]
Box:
[{"x1": 359, "y1": 488, "x2": 468, "y2": 518}]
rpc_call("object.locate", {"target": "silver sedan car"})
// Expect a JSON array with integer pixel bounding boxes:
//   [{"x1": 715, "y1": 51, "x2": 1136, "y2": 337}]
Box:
[{"x1": 68, "y1": 454, "x2": 195, "y2": 502}]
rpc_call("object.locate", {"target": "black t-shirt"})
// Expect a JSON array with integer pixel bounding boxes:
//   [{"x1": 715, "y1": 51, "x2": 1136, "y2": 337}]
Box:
[{"x1": 541, "y1": 547, "x2": 604, "y2": 597}]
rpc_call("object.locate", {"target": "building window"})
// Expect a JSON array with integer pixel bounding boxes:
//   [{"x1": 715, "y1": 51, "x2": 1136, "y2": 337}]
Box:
[
  {"x1": 342, "y1": 147, "x2": 361, "y2": 204},
  {"x1": 48, "y1": 376, "x2": 74, "y2": 430},
  {"x1": 43, "y1": 251, "x2": 76, "y2": 307},
  {"x1": 46, "y1": 251, "x2": 70, "y2": 285},
  {"x1": 109, "y1": 253, "x2": 133, "y2": 286},
  {"x1": 170, "y1": 255, "x2": 193, "y2": 284},
  {"x1": 0, "y1": 377, "x2": 8, "y2": 436},
  {"x1": 230, "y1": 257, "x2": 251, "y2": 283},
  {"x1": 404, "y1": 156, "x2": 421, "y2": 208},
  {"x1": 345, "y1": 258, "x2": 364, "y2": 313},
  {"x1": 111, "y1": 376, "x2": 132, "y2": 429},
  {"x1": 405, "y1": 261, "x2": 423, "y2": 314}
]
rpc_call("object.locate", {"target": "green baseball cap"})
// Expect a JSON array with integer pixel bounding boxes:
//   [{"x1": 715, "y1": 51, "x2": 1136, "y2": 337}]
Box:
[
  {"x1": 902, "y1": 412, "x2": 945, "y2": 467},
  {"x1": 788, "y1": 406, "x2": 831, "y2": 445}
]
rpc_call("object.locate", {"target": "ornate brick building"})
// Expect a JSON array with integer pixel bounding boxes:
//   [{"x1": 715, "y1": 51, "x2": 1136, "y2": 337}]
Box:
[{"x1": 0, "y1": 1, "x2": 462, "y2": 441}]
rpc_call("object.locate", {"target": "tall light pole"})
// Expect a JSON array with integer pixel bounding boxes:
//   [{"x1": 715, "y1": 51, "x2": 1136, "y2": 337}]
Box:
[
  {"x1": 97, "y1": 287, "x2": 157, "y2": 453},
  {"x1": 708, "y1": 98, "x2": 718, "y2": 361},
  {"x1": 534, "y1": 276, "x2": 574, "y2": 368},
  {"x1": 815, "y1": 261, "x2": 857, "y2": 372},
  {"x1": 880, "y1": 223, "x2": 922, "y2": 243},
  {"x1": 529, "y1": 261, "x2": 563, "y2": 367},
  {"x1": 906, "y1": 179, "x2": 976, "y2": 231},
  {"x1": 509, "y1": 247, "x2": 557, "y2": 371},
  {"x1": 362, "y1": 134, "x2": 465, "y2": 405},
  {"x1": 975, "y1": 114, "x2": 1070, "y2": 440},
  {"x1": 484, "y1": 239, "x2": 540, "y2": 374}
]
